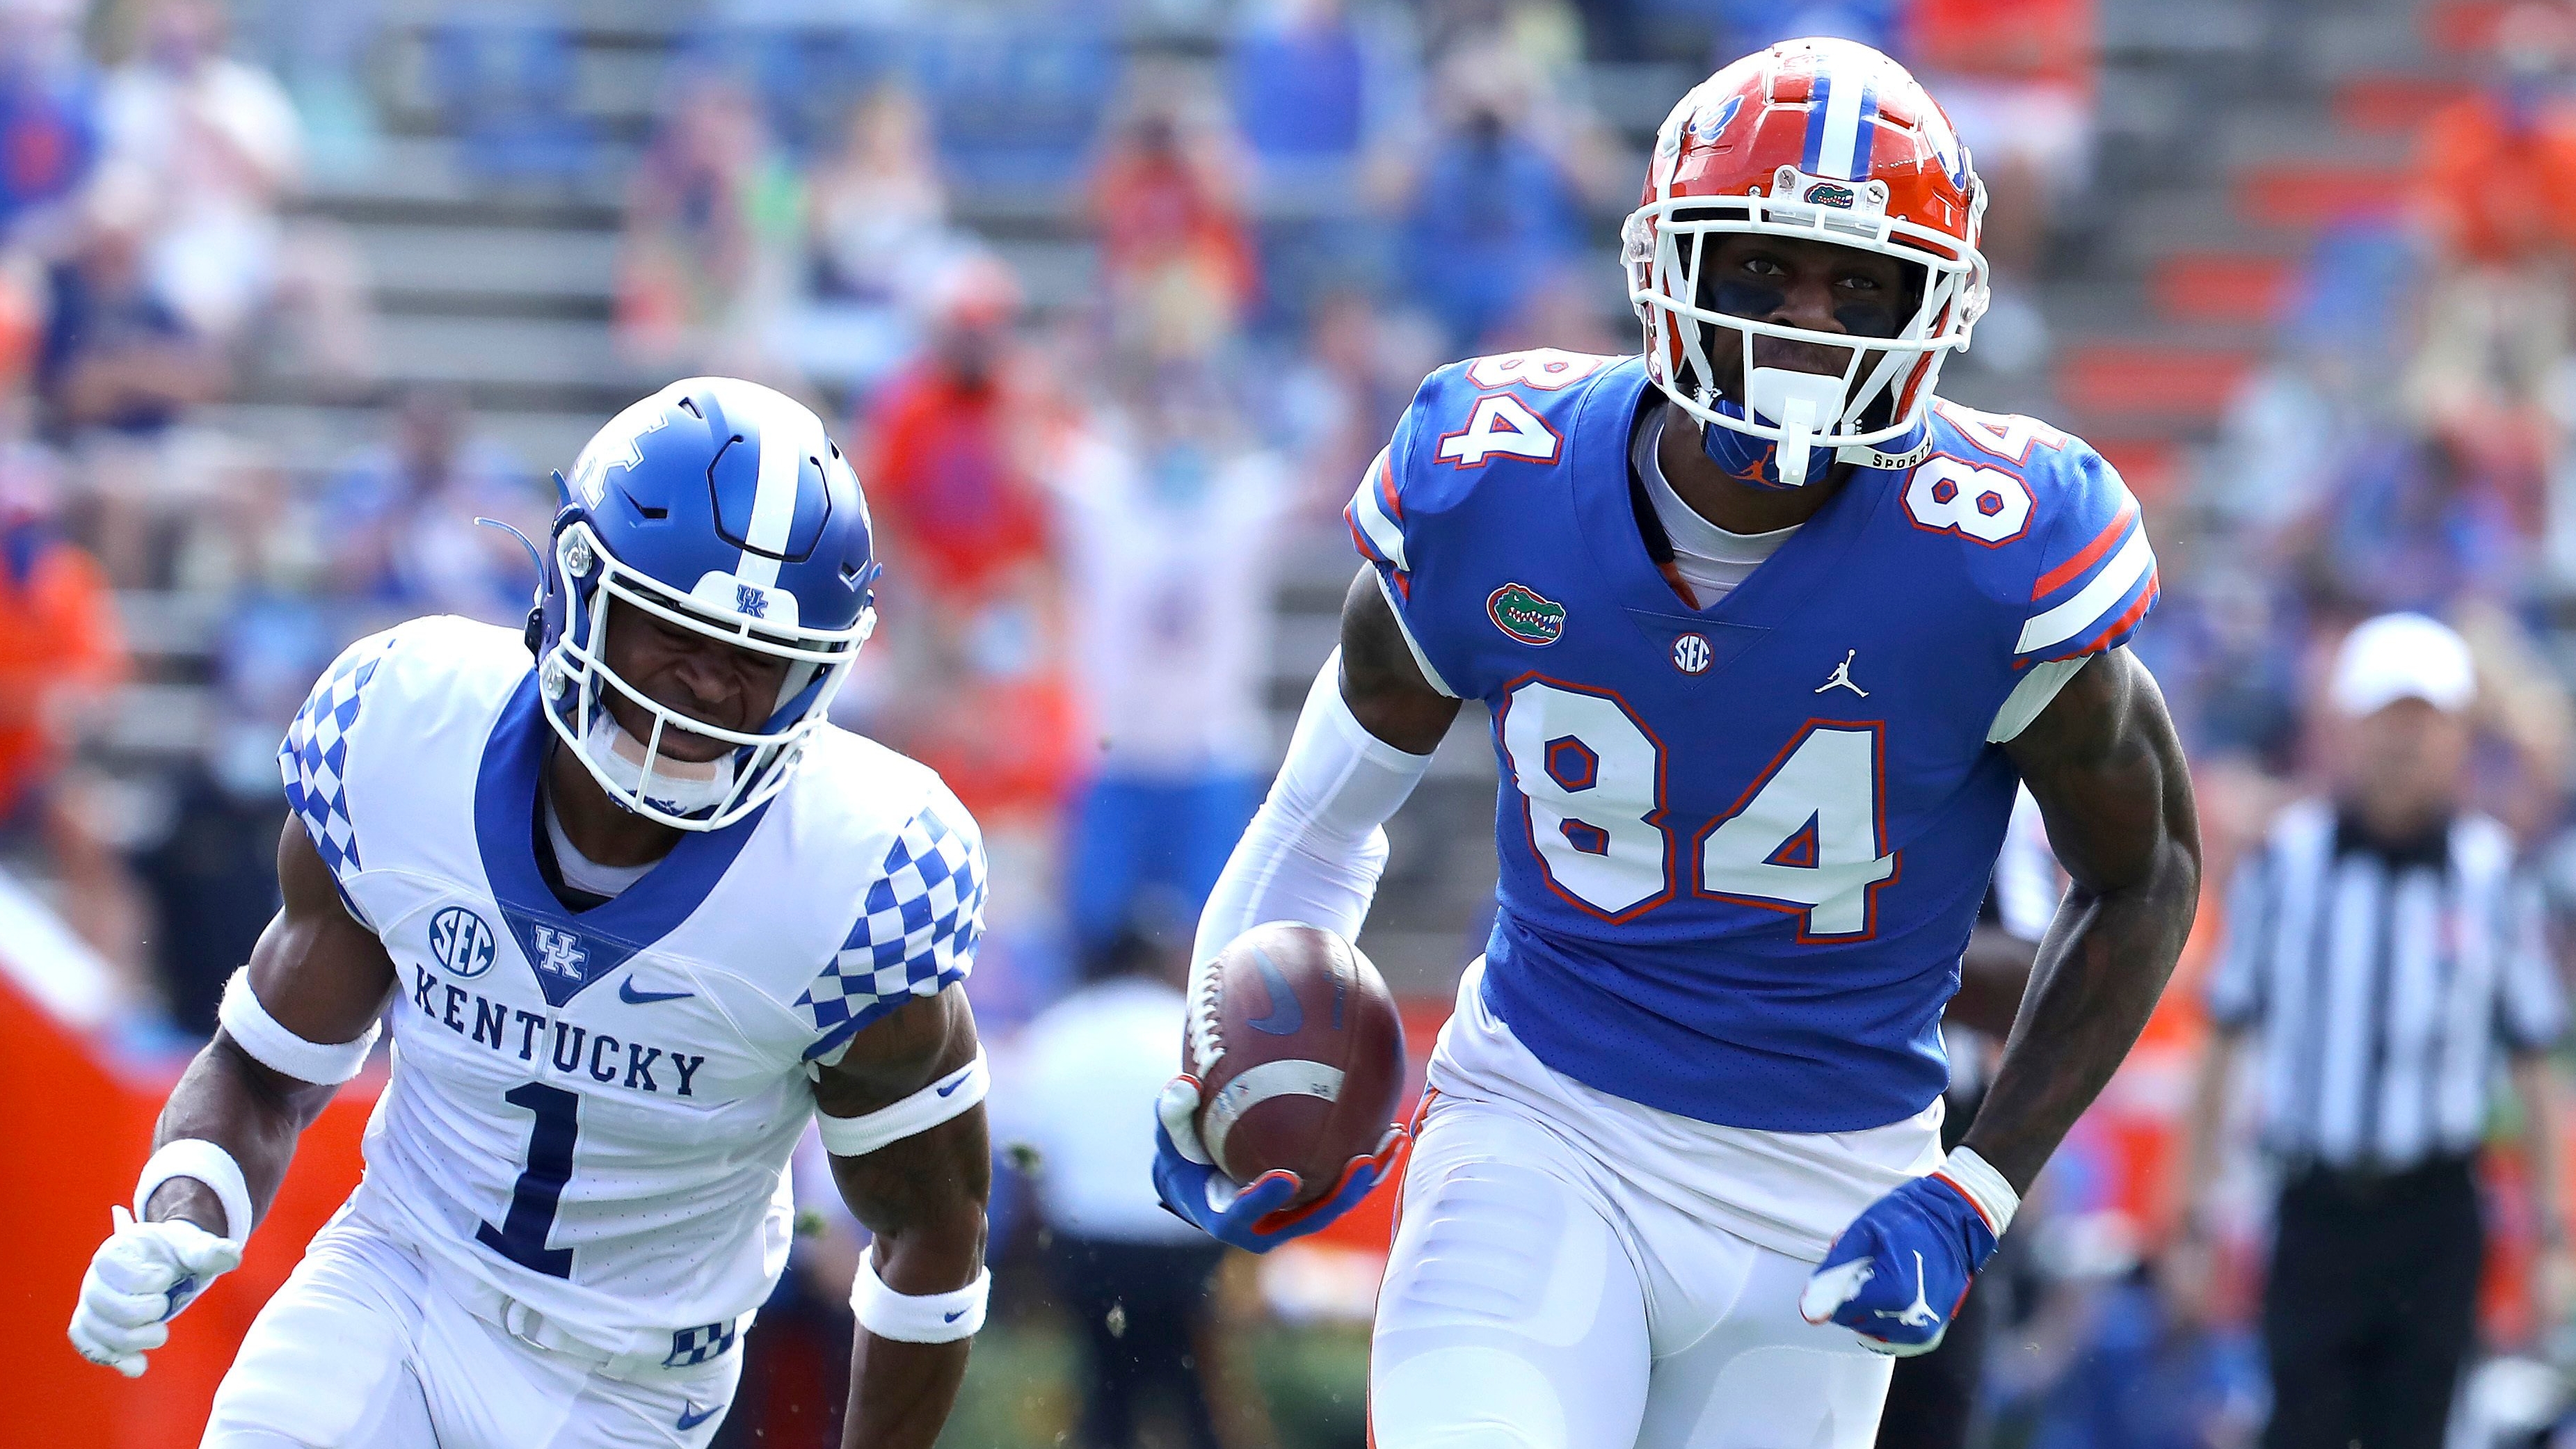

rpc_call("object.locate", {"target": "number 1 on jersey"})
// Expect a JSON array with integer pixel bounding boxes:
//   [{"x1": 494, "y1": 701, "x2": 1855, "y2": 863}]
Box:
[{"x1": 477, "y1": 1081, "x2": 579, "y2": 1279}]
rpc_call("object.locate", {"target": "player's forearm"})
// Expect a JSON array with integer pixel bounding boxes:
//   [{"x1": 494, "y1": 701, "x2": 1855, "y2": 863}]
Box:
[
  {"x1": 144, "y1": 1034, "x2": 337, "y2": 1235},
  {"x1": 840, "y1": 1219, "x2": 983, "y2": 1449},
  {"x1": 1960, "y1": 847, "x2": 2198, "y2": 1194},
  {"x1": 844, "y1": 1331, "x2": 970, "y2": 1449}
]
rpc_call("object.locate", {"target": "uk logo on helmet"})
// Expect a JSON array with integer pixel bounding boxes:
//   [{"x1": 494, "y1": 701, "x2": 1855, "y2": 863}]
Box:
[{"x1": 734, "y1": 583, "x2": 769, "y2": 620}]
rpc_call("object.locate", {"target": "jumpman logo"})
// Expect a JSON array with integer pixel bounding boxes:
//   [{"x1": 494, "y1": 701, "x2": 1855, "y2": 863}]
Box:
[
  {"x1": 1873, "y1": 1251, "x2": 1942, "y2": 1330},
  {"x1": 1815, "y1": 649, "x2": 1869, "y2": 697}
]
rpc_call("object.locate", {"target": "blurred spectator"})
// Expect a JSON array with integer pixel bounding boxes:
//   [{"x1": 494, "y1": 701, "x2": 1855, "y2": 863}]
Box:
[
  {"x1": 1053, "y1": 359, "x2": 1290, "y2": 962},
  {"x1": 423, "y1": 4, "x2": 592, "y2": 184},
  {"x1": 2024, "y1": 1247, "x2": 2267, "y2": 1449},
  {"x1": 96, "y1": 0, "x2": 303, "y2": 342},
  {"x1": 1903, "y1": 0, "x2": 2095, "y2": 368},
  {"x1": 235, "y1": 0, "x2": 385, "y2": 182},
  {"x1": 35, "y1": 170, "x2": 221, "y2": 445},
  {"x1": 1229, "y1": 0, "x2": 1377, "y2": 177},
  {"x1": 0, "y1": 442, "x2": 120, "y2": 826},
  {"x1": 785, "y1": 85, "x2": 956, "y2": 394},
  {"x1": 0, "y1": 431, "x2": 137, "y2": 979},
  {"x1": 37, "y1": 170, "x2": 225, "y2": 584},
  {"x1": 1276, "y1": 289, "x2": 1437, "y2": 519},
  {"x1": 618, "y1": 75, "x2": 805, "y2": 374},
  {"x1": 858, "y1": 253, "x2": 1080, "y2": 1017},
  {"x1": 861, "y1": 255, "x2": 1053, "y2": 623},
  {"x1": 321, "y1": 386, "x2": 542, "y2": 630},
  {"x1": 1089, "y1": 97, "x2": 1260, "y2": 360},
  {"x1": 0, "y1": 0, "x2": 97, "y2": 247},
  {"x1": 2300, "y1": 433, "x2": 2527, "y2": 614},
  {"x1": 1386, "y1": 44, "x2": 1608, "y2": 351},
  {"x1": 129, "y1": 593, "x2": 322, "y2": 1036},
  {"x1": 2406, "y1": 6, "x2": 2576, "y2": 456},
  {"x1": 1711, "y1": 0, "x2": 1901, "y2": 56},
  {"x1": 2179, "y1": 614, "x2": 2572, "y2": 1449},
  {"x1": 993, "y1": 915, "x2": 1229, "y2": 1449}
]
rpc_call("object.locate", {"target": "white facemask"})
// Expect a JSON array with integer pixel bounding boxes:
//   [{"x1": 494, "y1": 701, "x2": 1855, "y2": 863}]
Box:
[{"x1": 579, "y1": 710, "x2": 739, "y2": 818}]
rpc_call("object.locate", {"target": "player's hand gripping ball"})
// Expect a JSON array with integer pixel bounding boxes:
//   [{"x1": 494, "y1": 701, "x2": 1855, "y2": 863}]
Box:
[
  {"x1": 1152, "y1": 922, "x2": 1409, "y2": 1252},
  {"x1": 1799, "y1": 1152, "x2": 2016, "y2": 1356},
  {"x1": 67, "y1": 1206, "x2": 244, "y2": 1377}
]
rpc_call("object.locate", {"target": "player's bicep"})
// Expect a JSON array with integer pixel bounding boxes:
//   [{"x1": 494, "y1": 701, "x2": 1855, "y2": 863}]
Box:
[
  {"x1": 1340, "y1": 565, "x2": 1462, "y2": 755},
  {"x1": 240, "y1": 816, "x2": 399, "y2": 1059},
  {"x1": 814, "y1": 987, "x2": 989, "y2": 1247},
  {"x1": 2001, "y1": 648, "x2": 2197, "y2": 896},
  {"x1": 812, "y1": 984, "x2": 979, "y2": 1116}
]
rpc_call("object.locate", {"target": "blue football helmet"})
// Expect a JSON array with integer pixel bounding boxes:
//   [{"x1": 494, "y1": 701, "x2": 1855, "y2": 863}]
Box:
[{"x1": 533, "y1": 377, "x2": 880, "y2": 831}]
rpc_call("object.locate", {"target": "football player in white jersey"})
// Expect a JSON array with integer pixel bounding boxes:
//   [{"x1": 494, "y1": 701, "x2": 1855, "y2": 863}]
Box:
[{"x1": 67, "y1": 378, "x2": 995, "y2": 1448}]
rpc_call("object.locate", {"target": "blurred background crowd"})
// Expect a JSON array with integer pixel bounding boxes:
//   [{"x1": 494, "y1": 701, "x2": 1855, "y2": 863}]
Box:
[{"x1": 17, "y1": 0, "x2": 2576, "y2": 1444}]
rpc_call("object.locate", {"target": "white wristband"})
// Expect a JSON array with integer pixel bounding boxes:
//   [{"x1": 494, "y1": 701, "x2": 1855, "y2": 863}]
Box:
[
  {"x1": 851, "y1": 1251, "x2": 989, "y2": 1343},
  {"x1": 1933, "y1": 1146, "x2": 2020, "y2": 1238},
  {"x1": 218, "y1": 969, "x2": 381, "y2": 1085},
  {"x1": 135, "y1": 1139, "x2": 254, "y2": 1247},
  {"x1": 815, "y1": 1052, "x2": 988, "y2": 1159}
]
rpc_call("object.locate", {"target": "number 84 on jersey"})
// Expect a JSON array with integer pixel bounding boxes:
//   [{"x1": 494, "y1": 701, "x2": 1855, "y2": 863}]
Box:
[{"x1": 1499, "y1": 678, "x2": 1895, "y2": 940}]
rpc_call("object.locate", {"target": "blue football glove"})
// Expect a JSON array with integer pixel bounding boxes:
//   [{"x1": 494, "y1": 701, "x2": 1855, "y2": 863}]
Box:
[
  {"x1": 1151, "y1": 1075, "x2": 1406, "y2": 1253},
  {"x1": 1800, "y1": 1148, "x2": 2019, "y2": 1356}
]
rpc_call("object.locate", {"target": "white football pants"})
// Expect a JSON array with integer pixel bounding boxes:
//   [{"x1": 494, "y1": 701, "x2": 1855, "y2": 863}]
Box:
[
  {"x1": 202, "y1": 1208, "x2": 742, "y2": 1448},
  {"x1": 1370, "y1": 1090, "x2": 1895, "y2": 1449}
]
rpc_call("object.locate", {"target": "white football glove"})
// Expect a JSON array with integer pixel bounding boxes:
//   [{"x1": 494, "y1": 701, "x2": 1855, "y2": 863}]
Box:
[{"x1": 67, "y1": 1206, "x2": 243, "y2": 1377}]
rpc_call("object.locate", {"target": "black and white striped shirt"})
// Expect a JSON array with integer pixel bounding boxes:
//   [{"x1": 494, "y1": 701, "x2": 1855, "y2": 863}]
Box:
[{"x1": 2207, "y1": 799, "x2": 2566, "y2": 1170}]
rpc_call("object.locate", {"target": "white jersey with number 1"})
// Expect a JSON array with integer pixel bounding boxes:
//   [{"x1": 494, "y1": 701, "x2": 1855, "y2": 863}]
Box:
[{"x1": 278, "y1": 614, "x2": 985, "y2": 1366}]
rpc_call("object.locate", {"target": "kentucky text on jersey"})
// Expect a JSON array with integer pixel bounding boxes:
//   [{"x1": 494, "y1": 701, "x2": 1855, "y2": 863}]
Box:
[
  {"x1": 406, "y1": 966, "x2": 708, "y2": 1097},
  {"x1": 1347, "y1": 351, "x2": 2154, "y2": 1134}
]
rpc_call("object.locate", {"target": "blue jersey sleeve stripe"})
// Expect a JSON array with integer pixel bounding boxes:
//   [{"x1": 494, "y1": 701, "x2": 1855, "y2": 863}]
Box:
[
  {"x1": 2031, "y1": 492, "x2": 2138, "y2": 601},
  {"x1": 2016, "y1": 521, "x2": 2152, "y2": 655},
  {"x1": 1347, "y1": 447, "x2": 1408, "y2": 572}
]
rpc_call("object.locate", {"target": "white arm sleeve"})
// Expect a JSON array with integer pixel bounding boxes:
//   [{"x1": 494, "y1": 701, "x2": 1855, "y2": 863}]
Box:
[{"x1": 1190, "y1": 650, "x2": 1435, "y2": 988}]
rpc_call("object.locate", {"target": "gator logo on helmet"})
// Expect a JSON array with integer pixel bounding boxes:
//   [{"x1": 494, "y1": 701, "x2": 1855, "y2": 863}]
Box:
[
  {"x1": 1802, "y1": 181, "x2": 1857, "y2": 208},
  {"x1": 1487, "y1": 583, "x2": 1567, "y2": 646}
]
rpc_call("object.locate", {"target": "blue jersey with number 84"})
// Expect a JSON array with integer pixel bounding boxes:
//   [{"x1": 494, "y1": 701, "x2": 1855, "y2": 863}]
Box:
[{"x1": 1347, "y1": 351, "x2": 2154, "y2": 1131}]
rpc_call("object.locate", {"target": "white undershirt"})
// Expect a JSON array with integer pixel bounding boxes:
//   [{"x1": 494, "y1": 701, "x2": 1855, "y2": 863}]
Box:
[
  {"x1": 1631, "y1": 410, "x2": 1800, "y2": 608},
  {"x1": 543, "y1": 790, "x2": 655, "y2": 899}
]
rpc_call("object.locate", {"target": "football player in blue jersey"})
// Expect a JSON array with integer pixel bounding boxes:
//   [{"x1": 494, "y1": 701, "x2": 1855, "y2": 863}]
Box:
[
  {"x1": 67, "y1": 379, "x2": 995, "y2": 1448},
  {"x1": 1152, "y1": 37, "x2": 2200, "y2": 1448}
]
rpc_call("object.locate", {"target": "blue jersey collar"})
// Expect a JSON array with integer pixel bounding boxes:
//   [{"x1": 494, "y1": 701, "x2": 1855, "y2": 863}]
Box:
[
  {"x1": 1571, "y1": 360, "x2": 1897, "y2": 629},
  {"x1": 474, "y1": 673, "x2": 769, "y2": 1007}
]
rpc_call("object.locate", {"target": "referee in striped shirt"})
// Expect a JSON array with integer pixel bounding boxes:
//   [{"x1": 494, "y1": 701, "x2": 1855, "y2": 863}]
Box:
[{"x1": 2180, "y1": 612, "x2": 2569, "y2": 1449}]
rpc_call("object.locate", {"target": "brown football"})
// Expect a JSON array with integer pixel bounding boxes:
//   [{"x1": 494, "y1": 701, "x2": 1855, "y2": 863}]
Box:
[{"x1": 1189, "y1": 922, "x2": 1407, "y2": 1208}]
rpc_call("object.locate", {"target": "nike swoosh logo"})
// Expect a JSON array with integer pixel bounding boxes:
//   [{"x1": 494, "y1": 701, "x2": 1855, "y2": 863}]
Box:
[
  {"x1": 943, "y1": 1308, "x2": 968, "y2": 1322},
  {"x1": 934, "y1": 1068, "x2": 973, "y2": 1097},
  {"x1": 678, "y1": 1402, "x2": 722, "y2": 1430},
  {"x1": 1246, "y1": 946, "x2": 1303, "y2": 1035},
  {"x1": 619, "y1": 978, "x2": 694, "y2": 1005}
]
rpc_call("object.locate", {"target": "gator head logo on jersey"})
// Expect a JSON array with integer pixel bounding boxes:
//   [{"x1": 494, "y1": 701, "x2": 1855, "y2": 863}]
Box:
[{"x1": 1488, "y1": 584, "x2": 1567, "y2": 646}]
